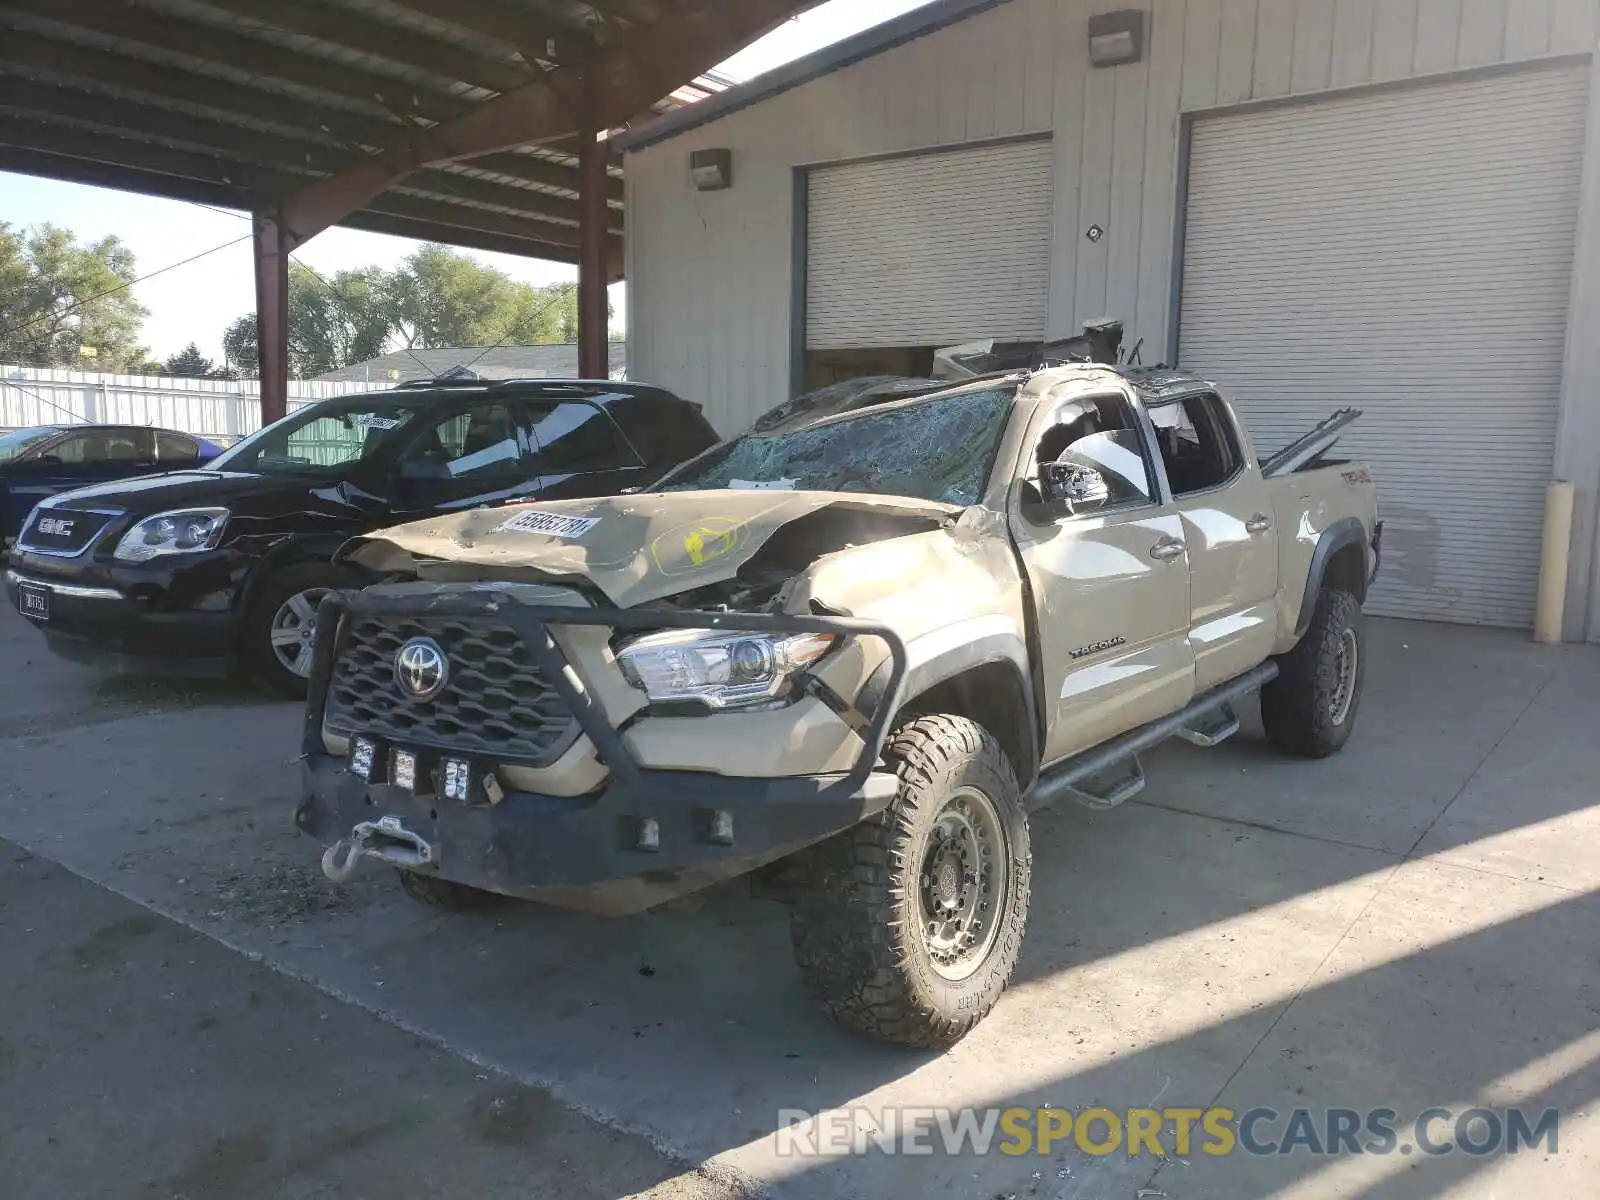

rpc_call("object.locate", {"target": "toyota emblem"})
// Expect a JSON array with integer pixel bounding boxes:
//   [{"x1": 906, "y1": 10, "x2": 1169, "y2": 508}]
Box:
[{"x1": 394, "y1": 637, "x2": 449, "y2": 701}]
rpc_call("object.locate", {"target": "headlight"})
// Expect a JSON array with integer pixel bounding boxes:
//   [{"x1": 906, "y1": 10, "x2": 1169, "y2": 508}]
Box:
[
  {"x1": 615, "y1": 628, "x2": 836, "y2": 709},
  {"x1": 113, "y1": 508, "x2": 230, "y2": 562}
]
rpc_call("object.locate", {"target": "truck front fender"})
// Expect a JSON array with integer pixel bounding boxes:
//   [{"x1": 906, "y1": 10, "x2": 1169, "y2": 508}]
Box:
[{"x1": 856, "y1": 617, "x2": 1040, "y2": 785}]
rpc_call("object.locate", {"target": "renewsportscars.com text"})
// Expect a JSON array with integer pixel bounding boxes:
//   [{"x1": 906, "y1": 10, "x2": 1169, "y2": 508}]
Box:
[{"x1": 774, "y1": 1106, "x2": 1560, "y2": 1159}]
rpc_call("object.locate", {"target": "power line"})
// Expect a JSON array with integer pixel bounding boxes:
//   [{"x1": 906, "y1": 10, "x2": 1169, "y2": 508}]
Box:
[{"x1": 0, "y1": 234, "x2": 254, "y2": 346}]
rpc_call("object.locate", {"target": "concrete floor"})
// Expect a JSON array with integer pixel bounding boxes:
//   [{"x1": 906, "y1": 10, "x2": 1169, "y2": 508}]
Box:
[{"x1": 0, "y1": 604, "x2": 1596, "y2": 1199}]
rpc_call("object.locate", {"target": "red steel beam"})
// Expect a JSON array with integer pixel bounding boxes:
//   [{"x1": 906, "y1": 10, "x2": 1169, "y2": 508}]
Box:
[
  {"x1": 577, "y1": 113, "x2": 609, "y2": 379},
  {"x1": 253, "y1": 214, "x2": 290, "y2": 425}
]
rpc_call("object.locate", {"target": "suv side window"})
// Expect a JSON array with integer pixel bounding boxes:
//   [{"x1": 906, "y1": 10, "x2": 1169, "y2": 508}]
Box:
[
  {"x1": 156, "y1": 431, "x2": 201, "y2": 464},
  {"x1": 40, "y1": 428, "x2": 151, "y2": 465},
  {"x1": 402, "y1": 402, "x2": 525, "y2": 480},
  {"x1": 1152, "y1": 394, "x2": 1242, "y2": 496},
  {"x1": 528, "y1": 400, "x2": 641, "y2": 474},
  {"x1": 1034, "y1": 393, "x2": 1155, "y2": 509}
]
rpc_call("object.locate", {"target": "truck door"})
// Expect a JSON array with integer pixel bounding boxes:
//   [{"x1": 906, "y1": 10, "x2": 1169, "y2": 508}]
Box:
[
  {"x1": 1009, "y1": 385, "x2": 1196, "y2": 765},
  {"x1": 1148, "y1": 392, "x2": 1279, "y2": 691}
]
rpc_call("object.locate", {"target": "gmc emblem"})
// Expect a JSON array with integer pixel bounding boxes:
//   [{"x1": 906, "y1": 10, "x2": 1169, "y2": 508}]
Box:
[{"x1": 36, "y1": 517, "x2": 75, "y2": 537}]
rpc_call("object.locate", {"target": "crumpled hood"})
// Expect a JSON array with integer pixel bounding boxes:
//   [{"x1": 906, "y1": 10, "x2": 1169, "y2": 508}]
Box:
[{"x1": 344, "y1": 489, "x2": 958, "y2": 607}]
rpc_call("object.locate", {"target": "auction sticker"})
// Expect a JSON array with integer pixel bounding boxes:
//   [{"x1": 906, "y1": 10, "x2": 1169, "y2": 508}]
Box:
[{"x1": 496, "y1": 511, "x2": 601, "y2": 539}]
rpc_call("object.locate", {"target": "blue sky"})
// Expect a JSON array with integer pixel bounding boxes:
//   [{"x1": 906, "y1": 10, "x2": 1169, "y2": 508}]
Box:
[{"x1": 0, "y1": 0, "x2": 932, "y2": 366}]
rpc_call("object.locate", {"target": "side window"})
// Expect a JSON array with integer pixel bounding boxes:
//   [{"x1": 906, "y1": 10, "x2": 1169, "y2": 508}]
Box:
[
  {"x1": 102, "y1": 429, "x2": 151, "y2": 463},
  {"x1": 1034, "y1": 393, "x2": 1155, "y2": 509},
  {"x1": 1152, "y1": 394, "x2": 1243, "y2": 497},
  {"x1": 402, "y1": 402, "x2": 524, "y2": 480},
  {"x1": 36, "y1": 432, "x2": 93, "y2": 464},
  {"x1": 156, "y1": 431, "x2": 200, "y2": 464},
  {"x1": 528, "y1": 401, "x2": 640, "y2": 474},
  {"x1": 35, "y1": 430, "x2": 148, "y2": 464},
  {"x1": 611, "y1": 394, "x2": 718, "y2": 465}
]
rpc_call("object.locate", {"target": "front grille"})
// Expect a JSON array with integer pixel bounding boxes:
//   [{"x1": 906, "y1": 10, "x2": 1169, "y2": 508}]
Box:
[
  {"x1": 324, "y1": 615, "x2": 581, "y2": 765},
  {"x1": 18, "y1": 508, "x2": 117, "y2": 555}
]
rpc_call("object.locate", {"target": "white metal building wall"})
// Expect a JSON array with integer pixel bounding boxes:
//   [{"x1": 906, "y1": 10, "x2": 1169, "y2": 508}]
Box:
[
  {"x1": 805, "y1": 140, "x2": 1054, "y2": 350},
  {"x1": 1178, "y1": 64, "x2": 1590, "y2": 626},
  {"x1": 627, "y1": 0, "x2": 1599, "y2": 436}
]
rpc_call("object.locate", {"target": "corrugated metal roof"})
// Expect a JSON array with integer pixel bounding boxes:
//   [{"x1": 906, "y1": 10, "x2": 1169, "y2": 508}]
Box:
[{"x1": 0, "y1": 0, "x2": 802, "y2": 266}]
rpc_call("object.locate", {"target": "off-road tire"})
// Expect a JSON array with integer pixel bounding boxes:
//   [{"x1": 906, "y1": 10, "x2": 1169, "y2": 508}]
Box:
[
  {"x1": 1261, "y1": 587, "x2": 1364, "y2": 759},
  {"x1": 396, "y1": 870, "x2": 509, "y2": 911},
  {"x1": 241, "y1": 561, "x2": 360, "y2": 700},
  {"x1": 788, "y1": 715, "x2": 1031, "y2": 1049}
]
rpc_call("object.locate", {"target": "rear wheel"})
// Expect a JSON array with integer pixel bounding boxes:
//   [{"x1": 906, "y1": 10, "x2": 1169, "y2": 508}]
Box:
[
  {"x1": 396, "y1": 870, "x2": 509, "y2": 911},
  {"x1": 242, "y1": 562, "x2": 360, "y2": 699},
  {"x1": 1261, "y1": 587, "x2": 1364, "y2": 758},
  {"x1": 788, "y1": 714, "x2": 1030, "y2": 1048}
]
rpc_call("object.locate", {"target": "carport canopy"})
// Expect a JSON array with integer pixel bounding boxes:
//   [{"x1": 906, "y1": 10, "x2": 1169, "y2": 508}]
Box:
[{"x1": 0, "y1": 0, "x2": 818, "y2": 418}]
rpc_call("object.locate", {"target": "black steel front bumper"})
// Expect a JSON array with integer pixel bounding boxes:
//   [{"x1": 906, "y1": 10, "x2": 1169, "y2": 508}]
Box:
[{"x1": 295, "y1": 588, "x2": 908, "y2": 915}]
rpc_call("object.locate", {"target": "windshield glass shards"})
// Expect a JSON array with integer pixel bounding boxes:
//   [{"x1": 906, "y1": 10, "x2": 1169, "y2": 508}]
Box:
[{"x1": 655, "y1": 386, "x2": 1015, "y2": 507}]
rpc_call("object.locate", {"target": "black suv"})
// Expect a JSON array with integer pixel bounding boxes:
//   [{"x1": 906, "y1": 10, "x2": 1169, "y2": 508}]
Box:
[{"x1": 5, "y1": 379, "x2": 717, "y2": 695}]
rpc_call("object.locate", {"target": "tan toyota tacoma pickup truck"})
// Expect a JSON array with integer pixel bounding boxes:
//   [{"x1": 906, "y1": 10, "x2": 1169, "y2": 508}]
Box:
[{"x1": 297, "y1": 333, "x2": 1380, "y2": 1048}]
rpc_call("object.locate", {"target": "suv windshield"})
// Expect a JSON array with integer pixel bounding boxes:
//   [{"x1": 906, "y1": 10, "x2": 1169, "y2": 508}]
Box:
[
  {"x1": 211, "y1": 400, "x2": 426, "y2": 475},
  {"x1": 0, "y1": 427, "x2": 63, "y2": 465},
  {"x1": 655, "y1": 385, "x2": 1016, "y2": 506}
]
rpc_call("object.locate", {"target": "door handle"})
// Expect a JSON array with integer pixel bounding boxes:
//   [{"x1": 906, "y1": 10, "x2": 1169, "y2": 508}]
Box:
[
  {"x1": 1247, "y1": 514, "x2": 1273, "y2": 535},
  {"x1": 1149, "y1": 537, "x2": 1186, "y2": 562}
]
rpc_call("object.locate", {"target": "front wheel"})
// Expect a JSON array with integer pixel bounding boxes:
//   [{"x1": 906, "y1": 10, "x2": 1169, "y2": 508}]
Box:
[
  {"x1": 788, "y1": 714, "x2": 1031, "y2": 1049},
  {"x1": 1261, "y1": 587, "x2": 1365, "y2": 758},
  {"x1": 242, "y1": 562, "x2": 360, "y2": 699}
]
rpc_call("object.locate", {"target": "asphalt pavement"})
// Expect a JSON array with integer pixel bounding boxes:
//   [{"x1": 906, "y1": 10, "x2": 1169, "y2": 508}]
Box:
[{"x1": 1, "y1": 603, "x2": 1597, "y2": 1199}]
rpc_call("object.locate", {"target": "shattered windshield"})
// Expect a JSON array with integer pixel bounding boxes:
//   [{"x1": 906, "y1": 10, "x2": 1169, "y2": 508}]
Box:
[{"x1": 654, "y1": 386, "x2": 1016, "y2": 506}]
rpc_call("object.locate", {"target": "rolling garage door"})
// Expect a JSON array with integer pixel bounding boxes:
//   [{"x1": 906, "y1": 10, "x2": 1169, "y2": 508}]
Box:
[
  {"x1": 806, "y1": 139, "x2": 1054, "y2": 350},
  {"x1": 1179, "y1": 64, "x2": 1588, "y2": 626}
]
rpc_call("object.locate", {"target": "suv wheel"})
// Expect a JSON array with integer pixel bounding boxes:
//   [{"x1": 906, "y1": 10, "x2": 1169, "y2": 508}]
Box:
[
  {"x1": 396, "y1": 870, "x2": 508, "y2": 911},
  {"x1": 1261, "y1": 586, "x2": 1365, "y2": 758},
  {"x1": 243, "y1": 562, "x2": 360, "y2": 699},
  {"x1": 789, "y1": 714, "x2": 1030, "y2": 1048}
]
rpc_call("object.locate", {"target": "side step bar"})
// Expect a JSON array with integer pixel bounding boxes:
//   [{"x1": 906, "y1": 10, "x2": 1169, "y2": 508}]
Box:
[{"x1": 1026, "y1": 662, "x2": 1279, "y2": 813}]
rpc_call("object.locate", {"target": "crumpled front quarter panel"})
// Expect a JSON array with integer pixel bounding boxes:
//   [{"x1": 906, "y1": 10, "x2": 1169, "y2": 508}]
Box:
[{"x1": 790, "y1": 510, "x2": 1028, "y2": 700}]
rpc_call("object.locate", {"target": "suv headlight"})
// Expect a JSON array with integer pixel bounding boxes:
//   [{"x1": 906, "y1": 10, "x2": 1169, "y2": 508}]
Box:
[
  {"x1": 113, "y1": 508, "x2": 230, "y2": 562},
  {"x1": 616, "y1": 629, "x2": 836, "y2": 709}
]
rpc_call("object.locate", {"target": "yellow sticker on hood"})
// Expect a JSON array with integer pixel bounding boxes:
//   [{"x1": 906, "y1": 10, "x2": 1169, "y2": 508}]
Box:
[{"x1": 651, "y1": 517, "x2": 749, "y2": 575}]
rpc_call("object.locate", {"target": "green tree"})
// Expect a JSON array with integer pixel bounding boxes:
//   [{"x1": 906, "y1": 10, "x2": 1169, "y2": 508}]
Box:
[
  {"x1": 221, "y1": 245, "x2": 600, "y2": 379},
  {"x1": 389, "y1": 244, "x2": 579, "y2": 349},
  {"x1": 222, "y1": 263, "x2": 392, "y2": 378},
  {"x1": 161, "y1": 342, "x2": 216, "y2": 377},
  {"x1": 0, "y1": 223, "x2": 148, "y2": 368}
]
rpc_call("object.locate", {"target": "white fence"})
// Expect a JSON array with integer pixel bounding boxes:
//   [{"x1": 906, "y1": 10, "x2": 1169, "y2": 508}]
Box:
[{"x1": 1, "y1": 364, "x2": 381, "y2": 444}]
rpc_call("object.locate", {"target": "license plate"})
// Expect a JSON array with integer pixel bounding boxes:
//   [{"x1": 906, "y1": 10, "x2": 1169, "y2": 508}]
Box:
[{"x1": 17, "y1": 583, "x2": 49, "y2": 621}]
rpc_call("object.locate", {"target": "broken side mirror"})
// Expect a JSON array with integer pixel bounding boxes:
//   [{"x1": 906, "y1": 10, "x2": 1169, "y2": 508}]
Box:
[{"x1": 1040, "y1": 461, "x2": 1111, "y2": 513}]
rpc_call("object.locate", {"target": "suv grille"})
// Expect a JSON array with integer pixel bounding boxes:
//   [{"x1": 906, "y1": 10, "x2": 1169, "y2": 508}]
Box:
[
  {"x1": 324, "y1": 616, "x2": 580, "y2": 765},
  {"x1": 19, "y1": 508, "x2": 117, "y2": 555}
]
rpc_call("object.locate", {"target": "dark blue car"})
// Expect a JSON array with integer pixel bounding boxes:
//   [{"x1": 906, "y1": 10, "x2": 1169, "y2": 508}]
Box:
[{"x1": 1, "y1": 424, "x2": 225, "y2": 543}]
